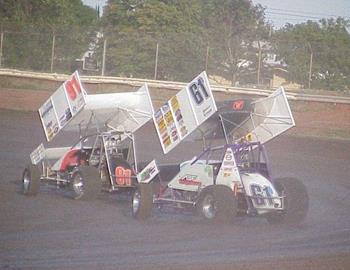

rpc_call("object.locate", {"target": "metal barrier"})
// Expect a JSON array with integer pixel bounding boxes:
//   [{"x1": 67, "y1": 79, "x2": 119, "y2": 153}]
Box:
[{"x1": 1, "y1": 68, "x2": 350, "y2": 104}]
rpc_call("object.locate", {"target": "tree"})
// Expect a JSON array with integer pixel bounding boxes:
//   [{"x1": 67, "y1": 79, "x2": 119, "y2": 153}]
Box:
[
  {"x1": 201, "y1": 0, "x2": 269, "y2": 85},
  {"x1": 101, "y1": 0, "x2": 268, "y2": 82},
  {"x1": 275, "y1": 18, "x2": 350, "y2": 90},
  {"x1": 0, "y1": 0, "x2": 98, "y2": 72},
  {"x1": 101, "y1": 0, "x2": 205, "y2": 80}
]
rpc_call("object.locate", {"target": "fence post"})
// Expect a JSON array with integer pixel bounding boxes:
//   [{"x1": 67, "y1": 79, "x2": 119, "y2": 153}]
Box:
[
  {"x1": 205, "y1": 45, "x2": 210, "y2": 72},
  {"x1": 102, "y1": 38, "x2": 107, "y2": 76},
  {"x1": 50, "y1": 32, "x2": 56, "y2": 73},
  {"x1": 154, "y1": 42, "x2": 159, "y2": 80},
  {"x1": 257, "y1": 40, "x2": 262, "y2": 85},
  {"x1": 0, "y1": 31, "x2": 4, "y2": 68},
  {"x1": 307, "y1": 42, "x2": 313, "y2": 89}
]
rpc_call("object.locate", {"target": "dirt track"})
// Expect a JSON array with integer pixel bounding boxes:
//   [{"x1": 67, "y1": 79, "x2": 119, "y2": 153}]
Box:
[{"x1": 0, "y1": 109, "x2": 350, "y2": 269}]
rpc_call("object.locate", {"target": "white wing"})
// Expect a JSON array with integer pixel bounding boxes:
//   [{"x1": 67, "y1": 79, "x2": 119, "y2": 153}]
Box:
[{"x1": 231, "y1": 87, "x2": 295, "y2": 144}]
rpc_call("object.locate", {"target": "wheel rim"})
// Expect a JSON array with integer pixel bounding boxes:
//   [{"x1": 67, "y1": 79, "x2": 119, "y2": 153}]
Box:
[
  {"x1": 23, "y1": 170, "x2": 30, "y2": 192},
  {"x1": 72, "y1": 173, "x2": 84, "y2": 197},
  {"x1": 202, "y1": 193, "x2": 217, "y2": 220},
  {"x1": 132, "y1": 190, "x2": 141, "y2": 215}
]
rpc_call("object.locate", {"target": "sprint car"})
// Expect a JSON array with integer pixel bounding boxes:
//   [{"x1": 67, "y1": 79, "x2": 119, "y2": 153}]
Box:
[
  {"x1": 22, "y1": 71, "x2": 154, "y2": 199},
  {"x1": 132, "y1": 84, "x2": 309, "y2": 224}
]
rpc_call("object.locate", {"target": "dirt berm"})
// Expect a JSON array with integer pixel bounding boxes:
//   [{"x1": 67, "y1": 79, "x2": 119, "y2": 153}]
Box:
[{"x1": 0, "y1": 76, "x2": 349, "y2": 140}]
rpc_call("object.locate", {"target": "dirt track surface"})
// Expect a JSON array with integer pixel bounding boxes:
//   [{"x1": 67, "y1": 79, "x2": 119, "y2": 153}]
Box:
[{"x1": 1, "y1": 109, "x2": 350, "y2": 270}]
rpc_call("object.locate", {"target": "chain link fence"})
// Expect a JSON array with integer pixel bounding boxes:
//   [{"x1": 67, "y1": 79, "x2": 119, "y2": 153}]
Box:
[
  {"x1": 0, "y1": 26, "x2": 95, "y2": 74},
  {"x1": 0, "y1": 28, "x2": 322, "y2": 89}
]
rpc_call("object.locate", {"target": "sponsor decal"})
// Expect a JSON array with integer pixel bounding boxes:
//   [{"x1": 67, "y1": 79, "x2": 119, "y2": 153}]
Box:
[
  {"x1": 232, "y1": 100, "x2": 245, "y2": 111},
  {"x1": 137, "y1": 160, "x2": 159, "y2": 183},
  {"x1": 223, "y1": 161, "x2": 235, "y2": 167},
  {"x1": 45, "y1": 121, "x2": 59, "y2": 141},
  {"x1": 139, "y1": 167, "x2": 155, "y2": 182},
  {"x1": 64, "y1": 73, "x2": 85, "y2": 114},
  {"x1": 162, "y1": 135, "x2": 171, "y2": 147},
  {"x1": 155, "y1": 102, "x2": 180, "y2": 150},
  {"x1": 170, "y1": 96, "x2": 188, "y2": 137},
  {"x1": 30, "y1": 143, "x2": 46, "y2": 165},
  {"x1": 175, "y1": 109, "x2": 183, "y2": 121},
  {"x1": 164, "y1": 110, "x2": 174, "y2": 125},
  {"x1": 40, "y1": 100, "x2": 54, "y2": 118},
  {"x1": 224, "y1": 152, "x2": 233, "y2": 161},
  {"x1": 65, "y1": 75, "x2": 81, "y2": 101},
  {"x1": 178, "y1": 174, "x2": 201, "y2": 186},
  {"x1": 158, "y1": 119, "x2": 167, "y2": 133},
  {"x1": 180, "y1": 126, "x2": 188, "y2": 137},
  {"x1": 154, "y1": 109, "x2": 163, "y2": 123},
  {"x1": 204, "y1": 165, "x2": 213, "y2": 177},
  {"x1": 170, "y1": 95, "x2": 180, "y2": 110},
  {"x1": 59, "y1": 108, "x2": 72, "y2": 127},
  {"x1": 202, "y1": 105, "x2": 213, "y2": 117},
  {"x1": 218, "y1": 147, "x2": 238, "y2": 180}
]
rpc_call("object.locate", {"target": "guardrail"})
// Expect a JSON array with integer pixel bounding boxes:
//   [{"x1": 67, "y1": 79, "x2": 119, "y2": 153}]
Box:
[{"x1": 1, "y1": 68, "x2": 350, "y2": 104}]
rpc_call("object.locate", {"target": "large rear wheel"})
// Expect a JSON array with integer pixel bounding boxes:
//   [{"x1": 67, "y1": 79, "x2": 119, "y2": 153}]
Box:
[
  {"x1": 132, "y1": 183, "x2": 153, "y2": 220},
  {"x1": 266, "y1": 177, "x2": 309, "y2": 225},
  {"x1": 22, "y1": 163, "x2": 41, "y2": 196},
  {"x1": 198, "y1": 185, "x2": 238, "y2": 223}
]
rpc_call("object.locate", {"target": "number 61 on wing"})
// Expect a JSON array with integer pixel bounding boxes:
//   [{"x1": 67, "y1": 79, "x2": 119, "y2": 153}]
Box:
[
  {"x1": 152, "y1": 71, "x2": 217, "y2": 154},
  {"x1": 186, "y1": 72, "x2": 217, "y2": 126}
]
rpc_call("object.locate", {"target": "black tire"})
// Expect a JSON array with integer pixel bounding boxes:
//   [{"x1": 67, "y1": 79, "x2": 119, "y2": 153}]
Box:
[
  {"x1": 68, "y1": 166, "x2": 100, "y2": 200},
  {"x1": 198, "y1": 185, "x2": 238, "y2": 223},
  {"x1": 132, "y1": 183, "x2": 153, "y2": 220},
  {"x1": 22, "y1": 164, "x2": 41, "y2": 196},
  {"x1": 266, "y1": 177, "x2": 309, "y2": 225}
]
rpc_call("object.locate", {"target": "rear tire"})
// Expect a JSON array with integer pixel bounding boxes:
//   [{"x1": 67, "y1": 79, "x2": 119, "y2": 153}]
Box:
[
  {"x1": 68, "y1": 166, "x2": 100, "y2": 200},
  {"x1": 132, "y1": 183, "x2": 153, "y2": 220},
  {"x1": 22, "y1": 164, "x2": 41, "y2": 196},
  {"x1": 198, "y1": 185, "x2": 238, "y2": 223},
  {"x1": 266, "y1": 177, "x2": 309, "y2": 225}
]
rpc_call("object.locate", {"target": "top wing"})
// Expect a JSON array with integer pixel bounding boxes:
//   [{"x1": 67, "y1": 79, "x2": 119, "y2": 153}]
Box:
[
  {"x1": 228, "y1": 87, "x2": 295, "y2": 144},
  {"x1": 66, "y1": 84, "x2": 154, "y2": 134},
  {"x1": 38, "y1": 71, "x2": 154, "y2": 142},
  {"x1": 183, "y1": 98, "x2": 253, "y2": 141}
]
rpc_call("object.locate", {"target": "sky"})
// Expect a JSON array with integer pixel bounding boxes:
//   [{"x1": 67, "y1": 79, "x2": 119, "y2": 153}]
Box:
[
  {"x1": 82, "y1": 0, "x2": 350, "y2": 29},
  {"x1": 251, "y1": 0, "x2": 350, "y2": 28}
]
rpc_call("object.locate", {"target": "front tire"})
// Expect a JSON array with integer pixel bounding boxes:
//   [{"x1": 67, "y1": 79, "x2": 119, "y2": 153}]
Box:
[
  {"x1": 266, "y1": 177, "x2": 309, "y2": 225},
  {"x1": 198, "y1": 185, "x2": 238, "y2": 223},
  {"x1": 68, "y1": 166, "x2": 100, "y2": 200},
  {"x1": 22, "y1": 164, "x2": 41, "y2": 196},
  {"x1": 132, "y1": 183, "x2": 153, "y2": 220}
]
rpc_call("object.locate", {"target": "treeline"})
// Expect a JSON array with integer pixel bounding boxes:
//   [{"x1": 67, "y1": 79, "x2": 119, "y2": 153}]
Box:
[{"x1": 101, "y1": 0, "x2": 350, "y2": 90}]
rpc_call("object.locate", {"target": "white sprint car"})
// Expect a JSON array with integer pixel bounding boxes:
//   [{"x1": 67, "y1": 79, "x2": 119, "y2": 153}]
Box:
[{"x1": 132, "y1": 73, "x2": 309, "y2": 224}]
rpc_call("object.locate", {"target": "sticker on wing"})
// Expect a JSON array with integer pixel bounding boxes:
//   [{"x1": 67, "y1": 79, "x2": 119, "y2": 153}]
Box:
[
  {"x1": 153, "y1": 71, "x2": 217, "y2": 154},
  {"x1": 38, "y1": 71, "x2": 86, "y2": 142}
]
